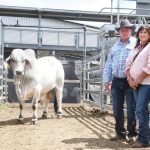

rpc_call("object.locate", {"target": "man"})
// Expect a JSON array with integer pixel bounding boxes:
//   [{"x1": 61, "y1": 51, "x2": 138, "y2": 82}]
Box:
[{"x1": 103, "y1": 19, "x2": 137, "y2": 141}]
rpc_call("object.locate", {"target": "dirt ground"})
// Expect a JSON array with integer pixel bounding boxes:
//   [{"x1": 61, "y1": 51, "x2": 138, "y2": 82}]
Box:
[{"x1": 0, "y1": 103, "x2": 148, "y2": 150}]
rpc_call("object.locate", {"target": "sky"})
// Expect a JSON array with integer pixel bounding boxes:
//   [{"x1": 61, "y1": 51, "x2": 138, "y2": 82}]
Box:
[{"x1": 0, "y1": 0, "x2": 136, "y2": 27}]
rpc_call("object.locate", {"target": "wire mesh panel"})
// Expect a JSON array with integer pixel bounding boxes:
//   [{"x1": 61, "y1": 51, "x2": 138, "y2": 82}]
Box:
[
  {"x1": 75, "y1": 52, "x2": 102, "y2": 108},
  {"x1": 0, "y1": 56, "x2": 3, "y2": 102}
]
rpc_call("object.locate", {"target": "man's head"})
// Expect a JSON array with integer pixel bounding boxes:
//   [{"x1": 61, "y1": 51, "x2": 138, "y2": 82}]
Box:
[{"x1": 116, "y1": 19, "x2": 135, "y2": 41}]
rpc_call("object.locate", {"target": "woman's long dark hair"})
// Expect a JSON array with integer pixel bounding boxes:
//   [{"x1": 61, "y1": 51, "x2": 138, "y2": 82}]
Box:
[{"x1": 135, "y1": 25, "x2": 150, "y2": 49}]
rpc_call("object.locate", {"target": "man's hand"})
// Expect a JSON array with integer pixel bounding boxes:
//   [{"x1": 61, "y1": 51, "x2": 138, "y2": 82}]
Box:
[{"x1": 104, "y1": 82, "x2": 111, "y2": 92}]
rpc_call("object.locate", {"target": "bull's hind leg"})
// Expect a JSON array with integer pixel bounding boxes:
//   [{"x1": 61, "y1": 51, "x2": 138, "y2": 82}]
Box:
[
  {"x1": 54, "y1": 96, "x2": 58, "y2": 114},
  {"x1": 55, "y1": 87, "x2": 63, "y2": 118},
  {"x1": 42, "y1": 98, "x2": 49, "y2": 119}
]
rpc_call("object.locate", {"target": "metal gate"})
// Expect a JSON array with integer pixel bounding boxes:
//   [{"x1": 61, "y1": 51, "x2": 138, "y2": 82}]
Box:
[
  {"x1": 0, "y1": 20, "x2": 3, "y2": 102},
  {"x1": 0, "y1": 20, "x2": 7, "y2": 102},
  {"x1": 76, "y1": 24, "x2": 117, "y2": 110}
]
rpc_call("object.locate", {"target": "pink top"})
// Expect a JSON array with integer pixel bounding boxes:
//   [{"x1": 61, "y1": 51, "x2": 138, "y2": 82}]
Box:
[{"x1": 125, "y1": 43, "x2": 150, "y2": 85}]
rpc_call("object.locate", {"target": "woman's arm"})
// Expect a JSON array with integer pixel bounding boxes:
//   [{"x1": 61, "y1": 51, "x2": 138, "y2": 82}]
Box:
[
  {"x1": 126, "y1": 69, "x2": 137, "y2": 89},
  {"x1": 138, "y1": 44, "x2": 150, "y2": 83}
]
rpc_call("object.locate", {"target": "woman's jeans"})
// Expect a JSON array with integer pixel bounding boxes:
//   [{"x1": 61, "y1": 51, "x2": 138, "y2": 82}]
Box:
[
  {"x1": 133, "y1": 84, "x2": 150, "y2": 145},
  {"x1": 111, "y1": 77, "x2": 137, "y2": 138}
]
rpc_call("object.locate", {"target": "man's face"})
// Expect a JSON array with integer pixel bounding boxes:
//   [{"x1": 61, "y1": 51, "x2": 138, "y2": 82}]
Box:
[{"x1": 119, "y1": 27, "x2": 132, "y2": 41}]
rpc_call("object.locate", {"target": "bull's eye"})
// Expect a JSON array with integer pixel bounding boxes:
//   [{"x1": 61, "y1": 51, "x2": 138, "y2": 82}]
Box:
[{"x1": 11, "y1": 59, "x2": 16, "y2": 63}]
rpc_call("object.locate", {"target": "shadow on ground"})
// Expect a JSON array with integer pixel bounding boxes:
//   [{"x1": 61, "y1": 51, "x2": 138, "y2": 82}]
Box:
[{"x1": 62, "y1": 106, "x2": 130, "y2": 150}]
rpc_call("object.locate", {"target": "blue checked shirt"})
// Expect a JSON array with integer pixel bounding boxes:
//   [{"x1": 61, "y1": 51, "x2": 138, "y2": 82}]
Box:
[{"x1": 103, "y1": 36, "x2": 136, "y2": 83}]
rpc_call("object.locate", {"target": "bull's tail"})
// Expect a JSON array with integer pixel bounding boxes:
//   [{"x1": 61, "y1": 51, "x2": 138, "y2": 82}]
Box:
[{"x1": 54, "y1": 94, "x2": 58, "y2": 114}]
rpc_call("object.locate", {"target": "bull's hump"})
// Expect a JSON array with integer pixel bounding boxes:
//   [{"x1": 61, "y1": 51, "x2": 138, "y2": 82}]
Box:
[{"x1": 36, "y1": 56, "x2": 58, "y2": 65}]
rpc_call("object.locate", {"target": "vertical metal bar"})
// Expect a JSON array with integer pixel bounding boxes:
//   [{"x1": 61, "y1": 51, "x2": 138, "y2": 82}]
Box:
[
  {"x1": 20, "y1": 29, "x2": 22, "y2": 44},
  {"x1": 58, "y1": 32, "x2": 60, "y2": 46},
  {"x1": 75, "y1": 32, "x2": 79, "y2": 49},
  {"x1": 2, "y1": 24, "x2": 7, "y2": 101},
  {"x1": 117, "y1": 0, "x2": 120, "y2": 25},
  {"x1": 38, "y1": 9, "x2": 42, "y2": 47},
  {"x1": 79, "y1": 61, "x2": 83, "y2": 103},
  {"x1": 83, "y1": 25, "x2": 87, "y2": 62},
  {"x1": 0, "y1": 21, "x2": 4, "y2": 102},
  {"x1": 111, "y1": 0, "x2": 113, "y2": 24},
  {"x1": 87, "y1": 62, "x2": 90, "y2": 101},
  {"x1": 83, "y1": 26, "x2": 87, "y2": 102},
  {"x1": 99, "y1": 34, "x2": 105, "y2": 110}
]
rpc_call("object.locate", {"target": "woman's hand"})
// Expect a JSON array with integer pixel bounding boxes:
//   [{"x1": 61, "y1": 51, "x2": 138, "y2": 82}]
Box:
[{"x1": 127, "y1": 77, "x2": 138, "y2": 89}]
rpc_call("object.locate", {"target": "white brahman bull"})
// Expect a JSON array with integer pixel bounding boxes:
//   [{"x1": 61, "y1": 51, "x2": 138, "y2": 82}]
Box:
[{"x1": 7, "y1": 49, "x2": 64, "y2": 124}]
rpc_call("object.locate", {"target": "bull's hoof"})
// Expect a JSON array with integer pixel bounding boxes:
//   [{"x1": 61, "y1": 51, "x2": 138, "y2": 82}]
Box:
[
  {"x1": 18, "y1": 118, "x2": 24, "y2": 124},
  {"x1": 31, "y1": 119, "x2": 38, "y2": 125},
  {"x1": 57, "y1": 112, "x2": 62, "y2": 119},
  {"x1": 42, "y1": 111, "x2": 48, "y2": 119},
  {"x1": 42, "y1": 114, "x2": 48, "y2": 119}
]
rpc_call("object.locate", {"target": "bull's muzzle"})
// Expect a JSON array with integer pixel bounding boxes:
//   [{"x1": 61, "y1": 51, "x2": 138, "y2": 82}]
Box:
[{"x1": 16, "y1": 71, "x2": 23, "y2": 75}]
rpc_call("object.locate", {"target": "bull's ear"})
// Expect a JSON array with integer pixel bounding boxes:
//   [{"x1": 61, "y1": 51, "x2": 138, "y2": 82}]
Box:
[
  {"x1": 25, "y1": 59, "x2": 31, "y2": 65},
  {"x1": 24, "y1": 52, "x2": 34, "y2": 69},
  {"x1": 5, "y1": 56, "x2": 12, "y2": 69},
  {"x1": 25, "y1": 57, "x2": 32, "y2": 68}
]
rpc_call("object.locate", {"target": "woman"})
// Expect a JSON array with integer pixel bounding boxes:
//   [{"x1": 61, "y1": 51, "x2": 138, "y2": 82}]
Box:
[{"x1": 125, "y1": 25, "x2": 150, "y2": 148}]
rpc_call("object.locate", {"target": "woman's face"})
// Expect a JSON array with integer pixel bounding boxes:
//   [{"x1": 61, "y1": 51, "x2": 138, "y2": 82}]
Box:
[{"x1": 138, "y1": 29, "x2": 150, "y2": 44}]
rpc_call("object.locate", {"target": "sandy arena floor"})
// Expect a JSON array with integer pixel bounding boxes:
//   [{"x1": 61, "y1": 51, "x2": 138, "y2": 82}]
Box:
[{"x1": 0, "y1": 103, "x2": 148, "y2": 150}]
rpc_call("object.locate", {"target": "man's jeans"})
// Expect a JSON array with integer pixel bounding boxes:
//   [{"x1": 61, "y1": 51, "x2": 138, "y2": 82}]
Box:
[
  {"x1": 133, "y1": 84, "x2": 150, "y2": 145},
  {"x1": 111, "y1": 77, "x2": 137, "y2": 138}
]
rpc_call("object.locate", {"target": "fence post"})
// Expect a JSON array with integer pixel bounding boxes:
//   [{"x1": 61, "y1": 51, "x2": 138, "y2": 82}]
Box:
[
  {"x1": 0, "y1": 20, "x2": 5, "y2": 102},
  {"x1": 99, "y1": 33, "x2": 106, "y2": 110}
]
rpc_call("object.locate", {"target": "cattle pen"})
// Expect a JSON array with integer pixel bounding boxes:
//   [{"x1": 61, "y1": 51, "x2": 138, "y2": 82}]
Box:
[{"x1": 0, "y1": 3, "x2": 150, "y2": 150}]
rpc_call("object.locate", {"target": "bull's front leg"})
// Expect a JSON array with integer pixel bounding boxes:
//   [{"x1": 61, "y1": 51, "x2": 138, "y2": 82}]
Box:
[
  {"x1": 18, "y1": 102, "x2": 24, "y2": 123},
  {"x1": 16, "y1": 87, "x2": 24, "y2": 124},
  {"x1": 31, "y1": 84, "x2": 41, "y2": 124}
]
